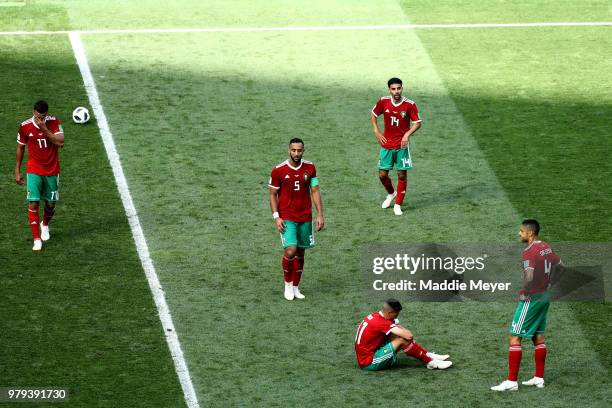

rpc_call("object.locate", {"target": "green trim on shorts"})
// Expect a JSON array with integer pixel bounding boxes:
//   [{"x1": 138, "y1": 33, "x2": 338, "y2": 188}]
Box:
[
  {"x1": 362, "y1": 342, "x2": 398, "y2": 371},
  {"x1": 509, "y1": 292, "x2": 550, "y2": 339},
  {"x1": 378, "y1": 147, "x2": 413, "y2": 171},
  {"x1": 26, "y1": 173, "x2": 60, "y2": 202},
  {"x1": 280, "y1": 220, "x2": 315, "y2": 249}
]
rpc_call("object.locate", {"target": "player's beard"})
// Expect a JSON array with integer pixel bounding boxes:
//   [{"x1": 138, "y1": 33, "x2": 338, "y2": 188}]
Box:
[{"x1": 290, "y1": 153, "x2": 302, "y2": 163}]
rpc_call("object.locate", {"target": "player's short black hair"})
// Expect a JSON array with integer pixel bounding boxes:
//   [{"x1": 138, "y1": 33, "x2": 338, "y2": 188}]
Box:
[
  {"x1": 33, "y1": 100, "x2": 49, "y2": 114},
  {"x1": 384, "y1": 298, "x2": 403, "y2": 312},
  {"x1": 387, "y1": 77, "x2": 402, "y2": 87},
  {"x1": 522, "y1": 219, "x2": 540, "y2": 235},
  {"x1": 289, "y1": 137, "x2": 304, "y2": 146}
]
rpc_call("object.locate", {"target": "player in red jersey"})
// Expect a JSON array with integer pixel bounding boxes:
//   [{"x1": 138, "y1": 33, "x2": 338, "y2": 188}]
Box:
[
  {"x1": 14, "y1": 100, "x2": 65, "y2": 251},
  {"x1": 371, "y1": 77, "x2": 422, "y2": 216},
  {"x1": 492, "y1": 219, "x2": 565, "y2": 391},
  {"x1": 269, "y1": 138, "x2": 324, "y2": 300},
  {"x1": 355, "y1": 299, "x2": 452, "y2": 371}
]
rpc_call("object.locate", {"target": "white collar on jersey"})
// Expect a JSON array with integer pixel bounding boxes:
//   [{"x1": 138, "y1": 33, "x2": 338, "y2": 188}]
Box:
[
  {"x1": 285, "y1": 159, "x2": 303, "y2": 171},
  {"x1": 390, "y1": 97, "x2": 406, "y2": 107}
]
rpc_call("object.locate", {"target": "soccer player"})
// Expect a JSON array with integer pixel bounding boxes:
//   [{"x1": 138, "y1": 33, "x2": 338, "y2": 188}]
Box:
[
  {"x1": 355, "y1": 299, "x2": 452, "y2": 371},
  {"x1": 370, "y1": 77, "x2": 422, "y2": 216},
  {"x1": 14, "y1": 100, "x2": 65, "y2": 251},
  {"x1": 269, "y1": 138, "x2": 324, "y2": 300},
  {"x1": 491, "y1": 219, "x2": 565, "y2": 391}
]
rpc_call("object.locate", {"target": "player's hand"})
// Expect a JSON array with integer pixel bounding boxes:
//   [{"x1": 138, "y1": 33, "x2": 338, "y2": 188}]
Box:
[
  {"x1": 519, "y1": 293, "x2": 529, "y2": 301},
  {"x1": 375, "y1": 131, "x2": 386, "y2": 144},
  {"x1": 275, "y1": 218, "x2": 286, "y2": 233},
  {"x1": 401, "y1": 135, "x2": 410, "y2": 148},
  {"x1": 15, "y1": 171, "x2": 24, "y2": 185},
  {"x1": 34, "y1": 116, "x2": 47, "y2": 130},
  {"x1": 316, "y1": 215, "x2": 324, "y2": 231}
]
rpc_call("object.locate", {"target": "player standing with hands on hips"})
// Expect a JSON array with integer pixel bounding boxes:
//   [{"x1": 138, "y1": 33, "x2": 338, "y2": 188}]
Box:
[
  {"x1": 269, "y1": 138, "x2": 324, "y2": 300},
  {"x1": 371, "y1": 78, "x2": 422, "y2": 215},
  {"x1": 491, "y1": 219, "x2": 565, "y2": 391},
  {"x1": 15, "y1": 100, "x2": 64, "y2": 251}
]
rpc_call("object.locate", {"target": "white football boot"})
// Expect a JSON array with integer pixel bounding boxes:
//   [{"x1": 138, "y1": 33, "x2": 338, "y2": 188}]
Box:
[
  {"x1": 293, "y1": 286, "x2": 305, "y2": 299},
  {"x1": 426, "y1": 359, "x2": 452, "y2": 370},
  {"x1": 522, "y1": 377, "x2": 545, "y2": 388},
  {"x1": 426, "y1": 352, "x2": 450, "y2": 361},
  {"x1": 393, "y1": 204, "x2": 403, "y2": 216},
  {"x1": 491, "y1": 380, "x2": 518, "y2": 391},
  {"x1": 382, "y1": 192, "x2": 397, "y2": 209},
  {"x1": 40, "y1": 223, "x2": 50, "y2": 241},
  {"x1": 284, "y1": 283, "x2": 294, "y2": 300},
  {"x1": 32, "y1": 239, "x2": 42, "y2": 251}
]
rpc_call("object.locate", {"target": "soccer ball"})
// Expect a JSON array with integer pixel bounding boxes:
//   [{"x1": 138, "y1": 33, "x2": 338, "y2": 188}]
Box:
[{"x1": 72, "y1": 106, "x2": 90, "y2": 124}]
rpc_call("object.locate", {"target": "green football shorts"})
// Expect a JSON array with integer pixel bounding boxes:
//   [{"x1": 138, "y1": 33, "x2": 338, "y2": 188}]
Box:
[
  {"x1": 378, "y1": 147, "x2": 412, "y2": 171},
  {"x1": 27, "y1": 173, "x2": 60, "y2": 202},
  {"x1": 362, "y1": 342, "x2": 399, "y2": 371},
  {"x1": 509, "y1": 292, "x2": 550, "y2": 339},
  {"x1": 280, "y1": 220, "x2": 314, "y2": 249}
]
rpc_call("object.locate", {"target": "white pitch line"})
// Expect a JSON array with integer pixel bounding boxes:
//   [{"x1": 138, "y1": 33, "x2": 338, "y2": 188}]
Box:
[
  {"x1": 68, "y1": 31, "x2": 200, "y2": 408},
  {"x1": 2, "y1": 21, "x2": 611, "y2": 36}
]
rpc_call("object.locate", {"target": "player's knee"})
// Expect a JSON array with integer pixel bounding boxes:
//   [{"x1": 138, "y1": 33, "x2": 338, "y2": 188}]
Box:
[
  {"x1": 284, "y1": 247, "x2": 297, "y2": 257},
  {"x1": 397, "y1": 172, "x2": 407, "y2": 181},
  {"x1": 28, "y1": 202, "x2": 39, "y2": 210},
  {"x1": 378, "y1": 171, "x2": 389, "y2": 180},
  {"x1": 508, "y1": 335, "x2": 521, "y2": 345}
]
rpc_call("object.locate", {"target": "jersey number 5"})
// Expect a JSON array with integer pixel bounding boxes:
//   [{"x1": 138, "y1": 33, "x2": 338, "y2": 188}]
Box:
[{"x1": 294, "y1": 180, "x2": 300, "y2": 191}]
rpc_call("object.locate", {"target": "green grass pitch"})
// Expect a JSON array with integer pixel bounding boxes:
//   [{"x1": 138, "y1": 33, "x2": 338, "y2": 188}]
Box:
[{"x1": 0, "y1": 1, "x2": 610, "y2": 407}]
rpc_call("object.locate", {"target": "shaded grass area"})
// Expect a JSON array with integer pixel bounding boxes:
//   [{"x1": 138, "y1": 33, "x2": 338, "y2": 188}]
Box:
[
  {"x1": 412, "y1": 25, "x2": 612, "y2": 372},
  {"x1": 0, "y1": 37, "x2": 185, "y2": 407},
  {"x1": 400, "y1": 0, "x2": 612, "y2": 24}
]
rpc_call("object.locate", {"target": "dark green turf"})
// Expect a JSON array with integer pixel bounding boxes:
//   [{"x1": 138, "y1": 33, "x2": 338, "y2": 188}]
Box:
[{"x1": 0, "y1": 36, "x2": 185, "y2": 407}]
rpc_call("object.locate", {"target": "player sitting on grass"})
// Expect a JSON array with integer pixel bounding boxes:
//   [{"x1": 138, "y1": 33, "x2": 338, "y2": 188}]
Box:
[{"x1": 355, "y1": 299, "x2": 452, "y2": 371}]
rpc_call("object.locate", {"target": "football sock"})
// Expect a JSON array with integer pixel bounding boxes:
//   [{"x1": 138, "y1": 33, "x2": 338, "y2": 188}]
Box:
[
  {"x1": 396, "y1": 179, "x2": 408, "y2": 205},
  {"x1": 282, "y1": 255, "x2": 294, "y2": 284},
  {"x1": 28, "y1": 208, "x2": 41, "y2": 240},
  {"x1": 534, "y1": 343, "x2": 547, "y2": 378},
  {"x1": 43, "y1": 205, "x2": 55, "y2": 226},
  {"x1": 401, "y1": 340, "x2": 432, "y2": 363},
  {"x1": 508, "y1": 345, "x2": 522, "y2": 381},
  {"x1": 380, "y1": 176, "x2": 394, "y2": 194},
  {"x1": 293, "y1": 256, "x2": 304, "y2": 286}
]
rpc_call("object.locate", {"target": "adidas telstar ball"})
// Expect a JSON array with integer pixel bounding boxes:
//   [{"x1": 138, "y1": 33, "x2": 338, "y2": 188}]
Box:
[{"x1": 72, "y1": 106, "x2": 90, "y2": 124}]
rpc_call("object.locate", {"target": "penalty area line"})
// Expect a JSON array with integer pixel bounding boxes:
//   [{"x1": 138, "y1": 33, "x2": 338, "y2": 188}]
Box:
[
  {"x1": 68, "y1": 31, "x2": 200, "y2": 408},
  {"x1": 2, "y1": 21, "x2": 612, "y2": 36}
]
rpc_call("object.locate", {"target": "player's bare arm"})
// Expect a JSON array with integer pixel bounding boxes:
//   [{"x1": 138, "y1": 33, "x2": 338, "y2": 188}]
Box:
[
  {"x1": 34, "y1": 116, "x2": 64, "y2": 147},
  {"x1": 269, "y1": 187, "x2": 285, "y2": 233},
  {"x1": 519, "y1": 267, "x2": 534, "y2": 300},
  {"x1": 311, "y1": 185, "x2": 324, "y2": 231},
  {"x1": 549, "y1": 262, "x2": 566, "y2": 286},
  {"x1": 390, "y1": 325, "x2": 413, "y2": 341},
  {"x1": 401, "y1": 121, "x2": 422, "y2": 149},
  {"x1": 370, "y1": 112, "x2": 386, "y2": 144},
  {"x1": 15, "y1": 144, "x2": 25, "y2": 185}
]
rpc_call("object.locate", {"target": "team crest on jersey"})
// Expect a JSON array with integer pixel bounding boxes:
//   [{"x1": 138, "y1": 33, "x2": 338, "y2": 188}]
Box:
[
  {"x1": 401, "y1": 111, "x2": 406, "y2": 118},
  {"x1": 304, "y1": 173, "x2": 309, "y2": 181}
]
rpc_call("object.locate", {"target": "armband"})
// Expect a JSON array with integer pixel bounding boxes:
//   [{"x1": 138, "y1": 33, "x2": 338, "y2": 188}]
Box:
[{"x1": 310, "y1": 177, "x2": 319, "y2": 187}]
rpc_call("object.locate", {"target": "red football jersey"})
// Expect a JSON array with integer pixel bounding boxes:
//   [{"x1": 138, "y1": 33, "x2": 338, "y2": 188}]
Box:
[
  {"x1": 354, "y1": 311, "x2": 398, "y2": 367},
  {"x1": 521, "y1": 241, "x2": 562, "y2": 295},
  {"x1": 371, "y1": 96, "x2": 421, "y2": 149},
  {"x1": 269, "y1": 160, "x2": 317, "y2": 223},
  {"x1": 17, "y1": 116, "x2": 63, "y2": 176}
]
